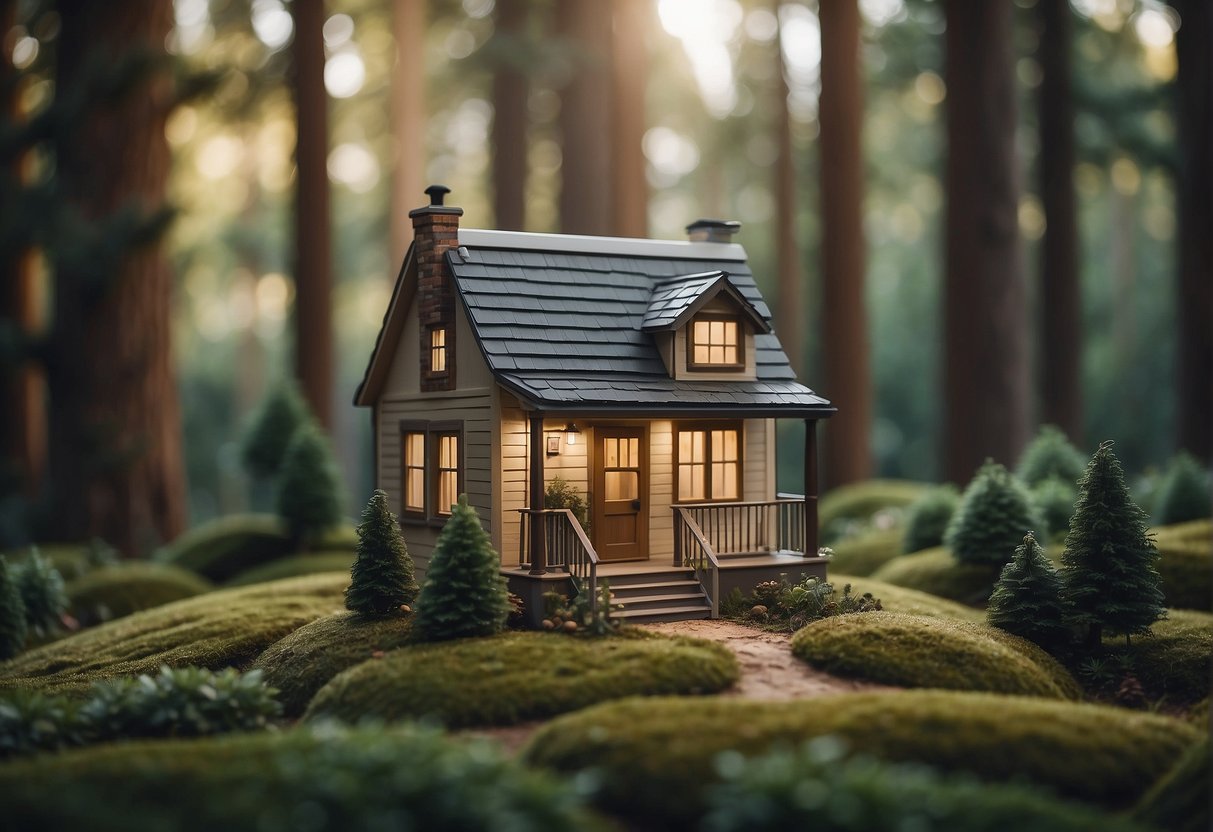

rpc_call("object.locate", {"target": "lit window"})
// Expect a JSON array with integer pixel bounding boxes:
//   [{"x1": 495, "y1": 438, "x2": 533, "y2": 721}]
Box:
[
  {"x1": 430, "y1": 327, "x2": 448, "y2": 374},
  {"x1": 435, "y1": 433, "x2": 459, "y2": 515},
  {"x1": 403, "y1": 432, "x2": 425, "y2": 513},
  {"x1": 689, "y1": 317, "x2": 741, "y2": 368},
  {"x1": 677, "y1": 425, "x2": 741, "y2": 501},
  {"x1": 399, "y1": 421, "x2": 462, "y2": 523},
  {"x1": 603, "y1": 436, "x2": 641, "y2": 501}
]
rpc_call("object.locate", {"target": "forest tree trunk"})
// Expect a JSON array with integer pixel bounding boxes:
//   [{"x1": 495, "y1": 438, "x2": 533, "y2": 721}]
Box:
[
  {"x1": 50, "y1": 0, "x2": 186, "y2": 554},
  {"x1": 391, "y1": 0, "x2": 426, "y2": 256},
  {"x1": 1037, "y1": 0, "x2": 1082, "y2": 442},
  {"x1": 773, "y1": 4, "x2": 804, "y2": 378},
  {"x1": 818, "y1": 0, "x2": 873, "y2": 487},
  {"x1": 942, "y1": 0, "x2": 1031, "y2": 483},
  {"x1": 556, "y1": 0, "x2": 613, "y2": 235},
  {"x1": 491, "y1": 0, "x2": 528, "y2": 231},
  {"x1": 610, "y1": 0, "x2": 649, "y2": 238},
  {"x1": 291, "y1": 0, "x2": 333, "y2": 428}
]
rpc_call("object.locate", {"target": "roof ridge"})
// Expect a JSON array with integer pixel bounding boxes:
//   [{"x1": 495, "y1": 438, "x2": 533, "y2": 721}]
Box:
[{"x1": 458, "y1": 228, "x2": 748, "y2": 261}]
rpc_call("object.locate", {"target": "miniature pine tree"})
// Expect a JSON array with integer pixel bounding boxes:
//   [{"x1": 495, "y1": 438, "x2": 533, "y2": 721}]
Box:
[
  {"x1": 241, "y1": 383, "x2": 309, "y2": 479},
  {"x1": 901, "y1": 485, "x2": 960, "y2": 554},
  {"x1": 275, "y1": 421, "x2": 344, "y2": 547},
  {"x1": 345, "y1": 490, "x2": 418, "y2": 617},
  {"x1": 1031, "y1": 476, "x2": 1077, "y2": 539},
  {"x1": 987, "y1": 533, "x2": 1070, "y2": 649},
  {"x1": 1016, "y1": 425, "x2": 1086, "y2": 487},
  {"x1": 0, "y1": 558, "x2": 28, "y2": 660},
  {"x1": 15, "y1": 548, "x2": 67, "y2": 636},
  {"x1": 1153, "y1": 453, "x2": 1211, "y2": 526},
  {"x1": 1060, "y1": 442, "x2": 1166, "y2": 648},
  {"x1": 945, "y1": 461, "x2": 1044, "y2": 566},
  {"x1": 415, "y1": 495, "x2": 511, "y2": 642}
]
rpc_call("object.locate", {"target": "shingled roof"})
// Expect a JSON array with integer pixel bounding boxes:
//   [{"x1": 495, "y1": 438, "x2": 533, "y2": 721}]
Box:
[{"x1": 640, "y1": 270, "x2": 771, "y2": 333}]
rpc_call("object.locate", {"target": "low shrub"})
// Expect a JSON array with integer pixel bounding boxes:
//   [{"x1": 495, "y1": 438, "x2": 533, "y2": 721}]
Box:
[
  {"x1": 790, "y1": 612, "x2": 1080, "y2": 699},
  {"x1": 542, "y1": 578, "x2": 620, "y2": 636},
  {"x1": 1017, "y1": 425, "x2": 1086, "y2": 487},
  {"x1": 819, "y1": 480, "x2": 929, "y2": 541},
  {"x1": 900, "y1": 485, "x2": 959, "y2": 554},
  {"x1": 224, "y1": 551, "x2": 355, "y2": 586},
  {"x1": 250, "y1": 611, "x2": 414, "y2": 716},
  {"x1": 827, "y1": 529, "x2": 902, "y2": 576},
  {"x1": 0, "y1": 723, "x2": 603, "y2": 832},
  {"x1": 66, "y1": 563, "x2": 214, "y2": 626},
  {"x1": 15, "y1": 549, "x2": 67, "y2": 635},
  {"x1": 701, "y1": 737, "x2": 1146, "y2": 832},
  {"x1": 0, "y1": 689, "x2": 87, "y2": 757},
  {"x1": 870, "y1": 547, "x2": 1001, "y2": 606},
  {"x1": 0, "y1": 557, "x2": 26, "y2": 660},
  {"x1": 1132, "y1": 737, "x2": 1210, "y2": 832},
  {"x1": 829, "y1": 574, "x2": 983, "y2": 622},
  {"x1": 739, "y1": 576, "x2": 881, "y2": 633},
  {"x1": 0, "y1": 573, "x2": 347, "y2": 696},
  {"x1": 1153, "y1": 453, "x2": 1211, "y2": 526},
  {"x1": 304, "y1": 630, "x2": 738, "y2": 728},
  {"x1": 1153, "y1": 520, "x2": 1211, "y2": 611},
  {"x1": 521, "y1": 691, "x2": 1199, "y2": 826}
]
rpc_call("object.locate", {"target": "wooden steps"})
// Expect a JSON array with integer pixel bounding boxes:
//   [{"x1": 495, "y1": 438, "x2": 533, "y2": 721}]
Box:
[{"x1": 599, "y1": 569, "x2": 712, "y2": 623}]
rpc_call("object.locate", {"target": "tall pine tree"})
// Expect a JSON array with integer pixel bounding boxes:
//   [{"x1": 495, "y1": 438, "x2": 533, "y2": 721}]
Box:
[
  {"x1": 415, "y1": 495, "x2": 510, "y2": 642},
  {"x1": 346, "y1": 490, "x2": 418, "y2": 618},
  {"x1": 945, "y1": 461, "x2": 1044, "y2": 565},
  {"x1": 0, "y1": 557, "x2": 27, "y2": 660},
  {"x1": 1060, "y1": 442, "x2": 1165, "y2": 648},
  {"x1": 987, "y1": 532, "x2": 1070, "y2": 649},
  {"x1": 275, "y1": 422, "x2": 344, "y2": 547}
]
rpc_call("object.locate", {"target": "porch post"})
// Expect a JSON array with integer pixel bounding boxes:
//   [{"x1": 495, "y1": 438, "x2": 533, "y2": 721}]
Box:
[
  {"x1": 528, "y1": 413, "x2": 547, "y2": 575},
  {"x1": 804, "y1": 418, "x2": 819, "y2": 557}
]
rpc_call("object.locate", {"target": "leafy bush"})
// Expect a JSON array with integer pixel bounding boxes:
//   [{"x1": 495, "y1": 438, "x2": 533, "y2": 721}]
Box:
[
  {"x1": 15, "y1": 548, "x2": 66, "y2": 635},
  {"x1": 945, "y1": 461, "x2": 1044, "y2": 566},
  {"x1": 304, "y1": 630, "x2": 738, "y2": 728},
  {"x1": 987, "y1": 533, "x2": 1070, "y2": 649},
  {"x1": 827, "y1": 529, "x2": 902, "y2": 576},
  {"x1": 0, "y1": 689, "x2": 87, "y2": 757},
  {"x1": 1154, "y1": 453, "x2": 1211, "y2": 526},
  {"x1": 250, "y1": 611, "x2": 414, "y2": 716},
  {"x1": 240, "y1": 383, "x2": 309, "y2": 480},
  {"x1": 542, "y1": 578, "x2": 620, "y2": 636},
  {"x1": 544, "y1": 476, "x2": 589, "y2": 530},
  {"x1": 522, "y1": 691, "x2": 1199, "y2": 826},
  {"x1": 275, "y1": 422, "x2": 345, "y2": 546},
  {"x1": 734, "y1": 576, "x2": 881, "y2": 633},
  {"x1": 414, "y1": 495, "x2": 511, "y2": 642},
  {"x1": 0, "y1": 724, "x2": 604, "y2": 832},
  {"x1": 870, "y1": 547, "x2": 1002, "y2": 606},
  {"x1": 0, "y1": 557, "x2": 27, "y2": 660},
  {"x1": 819, "y1": 480, "x2": 929, "y2": 541},
  {"x1": 1017, "y1": 425, "x2": 1086, "y2": 487},
  {"x1": 1153, "y1": 520, "x2": 1212, "y2": 610},
  {"x1": 701, "y1": 737, "x2": 1146, "y2": 832},
  {"x1": 66, "y1": 562, "x2": 213, "y2": 626},
  {"x1": 345, "y1": 489, "x2": 417, "y2": 617},
  {"x1": 1132, "y1": 737, "x2": 1210, "y2": 832},
  {"x1": 901, "y1": 485, "x2": 959, "y2": 554},
  {"x1": 1031, "y1": 476, "x2": 1077, "y2": 539},
  {"x1": 790, "y1": 612, "x2": 1080, "y2": 699}
]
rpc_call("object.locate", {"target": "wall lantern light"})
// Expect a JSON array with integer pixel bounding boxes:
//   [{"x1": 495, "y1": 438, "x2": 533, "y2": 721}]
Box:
[{"x1": 564, "y1": 422, "x2": 581, "y2": 446}]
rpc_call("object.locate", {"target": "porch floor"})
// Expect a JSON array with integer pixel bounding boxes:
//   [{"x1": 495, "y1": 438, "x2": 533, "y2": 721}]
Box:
[{"x1": 502, "y1": 551, "x2": 828, "y2": 578}]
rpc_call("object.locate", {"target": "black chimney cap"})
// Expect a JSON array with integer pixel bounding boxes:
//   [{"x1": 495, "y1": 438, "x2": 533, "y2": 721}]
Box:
[
  {"x1": 425, "y1": 184, "x2": 452, "y2": 206},
  {"x1": 409, "y1": 184, "x2": 464, "y2": 218},
  {"x1": 686, "y1": 219, "x2": 741, "y2": 242}
]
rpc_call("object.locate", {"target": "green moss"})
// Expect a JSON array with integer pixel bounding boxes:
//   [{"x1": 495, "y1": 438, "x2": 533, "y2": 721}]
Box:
[
  {"x1": 156, "y1": 514, "x2": 357, "y2": 582},
  {"x1": 830, "y1": 574, "x2": 983, "y2": 622},
  {"x1": 66, "y1": 563, "x2": 214, "y2": 625},
  {"x1": 251, "y1": 611, "x2": 414, "y2": 716},
  {"x1": 791, "y1": 612, "x2": 1081, "y2": 699},
  {"x1": 224, "y1": 551, "x2": 355, "y2": 587},
  {"x1": 819, "y1": 480, "x2": 930, "y2": 540},
  {"x1": 304, "y1": 630, "x2": 738, "y2": 728},
  {"x1": 1153, "y1": 520, "x2": 1212, "y2": 611},
  {"x1": 521, "y1": 691, "x2": 1199, "y2": 826},
  {"x1": 1116, "y1": 609, "x2": 1212, "y2": 706},
  {"x1": 0, "y1": 573, "x2": 347, "y2": 696},
  {"x1": 0, "y1": 724, "x2": 603, "y2": 832},
  {"x1": 870, "y1": 547, "x2": 1001, "y2": 606},
  {"x1": 1132, "y1": 737, "x2": 1210, "y2": 832},
  {"x1": 827, "y1": 529, "x2": 903, "y2": 576}
]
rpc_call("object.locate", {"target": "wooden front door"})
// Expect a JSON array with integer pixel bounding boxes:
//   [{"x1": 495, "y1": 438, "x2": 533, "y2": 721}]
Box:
[{"x1": 593, "y1": 427, "x2": 648, "y2": 561}]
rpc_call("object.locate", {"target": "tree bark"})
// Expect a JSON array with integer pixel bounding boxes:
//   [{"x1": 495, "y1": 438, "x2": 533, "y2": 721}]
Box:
[
  {"x1": 50, "y1": 0, "x2": 186, "y2": 554},
  {"x1": 943, "y1": 0, "x2": 1031, "y2": 483},
  {"x1": 491, "y1": 0, "x2": 528, "y2": 231},
  {"x1": 817, "y1": 0, "x2": 873, "y2": 487},
  {"x1": 610, "y1": 0, "x2": 649, "y2": 238},
  {"x1": 773, "y1": 6, "x2": 804, "y2": 378},
  {"x1": 1173, "y1": 0, "x2": 1212, "y2": 462},
  {"x1": 556, "y1": 0, "x2": 613, "y2": 236},
  {"x1": 390, "y1": 0, "x2": 427, "y2": 257},
  {"x1": 1036, "y1": 0, "x2": 1082, "y2": 442},
  {"x1": 291, "y1": 0, "x2": 333, "y2": 429}
]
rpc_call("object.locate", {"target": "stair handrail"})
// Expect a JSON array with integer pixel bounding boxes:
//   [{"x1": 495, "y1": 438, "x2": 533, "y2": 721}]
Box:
[
  {"x1": 515, "y1": 507, "x2": 599, "y2": 612},
  {"x1": 673, "y1": 506, "x2": 720, "y2": 618}
]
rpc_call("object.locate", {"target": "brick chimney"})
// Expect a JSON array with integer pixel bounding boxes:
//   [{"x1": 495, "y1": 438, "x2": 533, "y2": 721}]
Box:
[
  {"x1": 686, "y1": 218, "x2": 741, "y2": 243},
  {"x1": 410, "y1": 185, "x2": 463, "y2": 392}
]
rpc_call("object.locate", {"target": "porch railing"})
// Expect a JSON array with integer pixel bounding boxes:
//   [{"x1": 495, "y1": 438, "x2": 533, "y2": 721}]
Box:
[
  {"x1": 672, "y1": 497, "x2": 809, "y2": 559},
  {"x1": 515, "y1": 508, "x2": 599, "y2": 610},
  {"x1": 673, "y1": 507, "x2": 720, "y2": 617}
]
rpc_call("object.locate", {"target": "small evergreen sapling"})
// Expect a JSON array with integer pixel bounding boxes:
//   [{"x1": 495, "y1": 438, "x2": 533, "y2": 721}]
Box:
[
  {"x1": 346, "y1": 490, "x2": 418, "y2": 617},
  {"x1": 1017, "y1": 425, "x2": 1086, "y2": 487},
  {"x1": 15, "y1": 548, "x2": 67, "y2": 636},
  {"x1": 275, "y1": 422, "x2": 345, "y2": 547},
  {"x1": 945, "y1": 461, "x2": 1044, "y2": 566},
  {"x1": 241, "y1": 383, "x2": 309, "y2": 479},
  {"x1": 0, "y1": 558, "x2": 27, "y2": 660},
  {"x1": 1153, "y1": 453, "x2": 1211, "y2": 526},
  {"x1": 415, "y1": 495, "x2": 511, "y2": 642},
  {"x1": 1060, "y1": 442, "x2": 1166, "y2": 648},
  {"x1": 987, "y1": 533, "x2": 1070, "y2": 649},
  {"x1": 901, "y1": 485, "x2": 960, "y2": 554}
]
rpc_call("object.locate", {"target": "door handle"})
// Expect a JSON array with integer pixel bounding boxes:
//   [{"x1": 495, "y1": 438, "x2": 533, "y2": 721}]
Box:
[{"x1": 631, "y1": 499, "x2": 642, "y2": 511}]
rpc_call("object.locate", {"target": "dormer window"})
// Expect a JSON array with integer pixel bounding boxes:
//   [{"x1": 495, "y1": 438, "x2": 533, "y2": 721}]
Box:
[
  {"x1": 688, "y1": 315, "x2": 743, "y2": 370},
  {"x1": 429, "y1": 327, "x2": 448, "y2": 375}
]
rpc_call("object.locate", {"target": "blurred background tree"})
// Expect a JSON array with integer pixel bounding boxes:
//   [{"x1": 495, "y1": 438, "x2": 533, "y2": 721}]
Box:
[{"x1": 0, "y1": 0, "x2": 1205, "y2": 545}]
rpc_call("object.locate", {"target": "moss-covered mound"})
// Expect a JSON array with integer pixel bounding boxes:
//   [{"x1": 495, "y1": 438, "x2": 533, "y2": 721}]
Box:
[
  {"x1": 827, "y1": 529, "x2": 903, "y2": 576},
  {"x1": 157, "y1": 514, "x2": 357, "y2": 582},
  {"x1": 1153, "y1": 520, "x2": 1212, "y2": 611},
  {"x1": 0, "y1": 573, "x2": 347, "y2": 695},
  {"x1": 0, "y1": 724, "x2": 603, "y2": 832},
  {"x1": 830, "y1": 574, "x2": 983, "y2": 622},
  {"x1": 66, "y1": 563, "x2": 214, "y2": 625},
  {"x1": 870, "y1": 547, "x2": 1002, "y2": 606},
  {"x1": 791, "y1": 612, "x2": 1080, "y2": 699},
  {"x1": 225, "y1": 551, "x2": 355, "y2": 587},
  {"x1": 1132, "y1": 737, "x2": 1210, "y2": 832},
  {"x1": 521, "y1": 691, "x2": 1199, "y2": 826},
  {"x1": 819, "y1": 480, "x2": 929, "y2": 539},
  {"x1": 305, "y1": 631, "x2": 738, "y2": 728},
  {"x1": 251, "y1": 610, "x2": 414, "y2": 716},
  {"x1": 1119, "y1": 609, "x2": 1212, "y2": 706}
]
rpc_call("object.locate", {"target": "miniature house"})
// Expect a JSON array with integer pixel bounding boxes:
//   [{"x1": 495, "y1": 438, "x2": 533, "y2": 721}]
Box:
[{"x1": 355, "y1": 186, "x2": 835, "y2": 624}]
